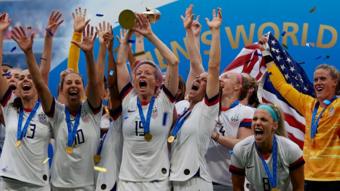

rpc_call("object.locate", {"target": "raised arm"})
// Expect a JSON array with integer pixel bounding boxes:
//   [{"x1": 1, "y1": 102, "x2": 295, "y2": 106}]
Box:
[
  {"x1": 104, "y1": 31, "x2": 121, "y2": 111},
  {"x1": 72, "y1": 25, "x2": 101, "y2": 109},
  {"x1": 116, "y1": 29, "x2": 133, "y2": 92},
  {"x1": 181, "y1": 5, "x2": 204, "y2": 97},
  {"x1": 134, "y1": 14, "x2": 179, "y2": 95},
  {"x1": 67, "y1": 7, "x2": 90, "y2": 73},
  {"x1": 205, "y1": 8, "x2": 221, "y2": 98},
  {"x1": 0, "y1": 13, "x2": 11, "y2": 100},
  {"x1": 11, "y1": 26, "x2": 53, "y2": 113},
  {"x1": 95, "y1": 21, "x2": 112, "y2": 98},
  {"x1": 40, "y1": 10, "x2": 64, "y2": 84}
]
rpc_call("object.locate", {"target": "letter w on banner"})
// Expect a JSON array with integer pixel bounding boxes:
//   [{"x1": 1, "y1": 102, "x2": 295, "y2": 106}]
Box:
[{"x1": 224, "y1": 33, "x2": 315, "y2": 149}]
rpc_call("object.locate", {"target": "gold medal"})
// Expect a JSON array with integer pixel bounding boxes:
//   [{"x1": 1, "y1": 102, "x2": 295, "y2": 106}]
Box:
[
  {"x1": 167, "y1": 136, "x2": 175, "y2": 143},
  {"x1": 94, "y1": 155, "x2": 101, "y2": 163},
  {"x1": 271, "y1": 188, "x2": 280, "y2": 191},
  {"x1": 15, "y1": 140, "x2": 22, "y2": 148},
  {"x1": 144, "y1": 133, "x2": 152, "y2": 142},
  {"x1": 66, "y1": 147, "x2": 73, "y2": 155}
]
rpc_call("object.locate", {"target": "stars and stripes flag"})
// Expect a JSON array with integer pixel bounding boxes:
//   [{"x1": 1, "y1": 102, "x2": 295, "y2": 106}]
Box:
[{"x1": 224, "y1": 33, "x2": 315, "y2": 149}]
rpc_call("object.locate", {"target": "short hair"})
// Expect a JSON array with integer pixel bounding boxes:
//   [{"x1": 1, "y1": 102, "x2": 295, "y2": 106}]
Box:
[{"x1": 133, "y1": 60, "x2": 163, "y2": 88}]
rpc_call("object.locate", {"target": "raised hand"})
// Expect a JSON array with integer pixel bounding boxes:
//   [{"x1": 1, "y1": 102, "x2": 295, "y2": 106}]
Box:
[
  {"x1": 0, "y1": 13, "x2": 10, "y2": 32},
  {"x1": 116, "y1": 28, "x2": 132, "y2": 45},
  {"x1": 205, "y1": 8, "x2": 222, "y2": 30},
  {"x1": 46, "y1": 10, "x2": 64, "y2": 36},
  {"x1": 133, "y1": 14, "x2": 152, "y2": 37},
  {"x1": 96, "y1": 21, "x2": 112, "y2": 44},
  {"x1": 72, "y1": 7, "x2": 90, "y2": 33},
  {"x1": 11, "y1": 26, "x2": 35, "y2": 53},
  {"x1": 72, "y1": 25, "x2": 97, "y2": 53},
  {"x1": 103, "y1": 31, "x2": 114, "y2": 51},
  {"x1": 180, "y1": 4, "x2": 194, "y2": 29},
  {"x1": 192, "y1": 16, "x2": 201, "y2": 37}
]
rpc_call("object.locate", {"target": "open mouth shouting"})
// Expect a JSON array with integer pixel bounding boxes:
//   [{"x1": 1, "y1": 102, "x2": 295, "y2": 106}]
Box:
[
  {"x1": 68, "y1": 88, "x2": 80, "y2": 99},
  {"x1": 22, "y1": 83, "x2": 32, "y2": 92},
  {"x1": 254, "y1": 127, "x2": 264, "y2": 139}
]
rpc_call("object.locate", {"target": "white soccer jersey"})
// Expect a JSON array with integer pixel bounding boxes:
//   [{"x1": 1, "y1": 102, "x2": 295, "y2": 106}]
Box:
[
  {"x1": 0, "y1": 91, "x2": 52, "y2": 186},
  {"x1": 95, "y1": 115, "x2": 123, "y2": 191},
  {"x1": 206, "y1": 104, "x2": 254, "y2": 186},
  {"x1": 175, "y1": 100, "x2": 189, "y2": 115},
  {"x1": 49, "y1": 100, "x2": 102, "y2": 188},
  {"x1": 119, "y1": 84, "x2": 175, "y2": 181},
  {"x1": 170, "y1": 95, "x2": 219, "y2": 182},
  {"x1": 230, "y1": 135, "x2": 304, "y2": 191}
]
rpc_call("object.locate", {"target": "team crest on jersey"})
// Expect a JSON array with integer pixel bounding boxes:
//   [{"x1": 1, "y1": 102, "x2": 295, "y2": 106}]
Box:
[
  {"x1": 38, "y1": 112, "x2": 48, "y2": 124},
  {"x1": 152, "y1": 106, "x2": 158, "y2": 118},
  {"x1": 82, "y1": 114, "x2": 90, "y2": 123},
  {"x1": 231, "y1": 114, "x2": 239, "y2": 122}
]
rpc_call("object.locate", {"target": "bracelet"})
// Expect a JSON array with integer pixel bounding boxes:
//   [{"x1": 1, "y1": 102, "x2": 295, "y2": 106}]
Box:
[
  {"x1": 45, "y1": 28, "x2": 54, "y2": 37},
  {"x1": 40, "y1": 57, "x2": 47, "y2": 61},
  {"x1": 213, "y1": 133, "x2": 220, "y2": 142}
]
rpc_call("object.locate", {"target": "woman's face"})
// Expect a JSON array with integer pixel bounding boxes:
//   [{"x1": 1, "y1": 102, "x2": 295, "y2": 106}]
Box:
[
  {"x1": 188, "y1": 72, "x2": 207, "y2": 103},
  {"x1": 252, "y1": 109, "x2": 277, "y2": 144},
  {"x1": 313, "y1": 68, "x2": 337, "y2": 101},
  {"x1": 61, "y1": 73, "x2": 84, "y2": 105},
  {"x1": 16, "y1": 70, "x2": 37, "y2": 100},
  {"x1": 219, "y1": 72, "x2": 241, "y2": 97},
  {"x1": 133, "y1": 64, "x2": 158, "y2": 98}
]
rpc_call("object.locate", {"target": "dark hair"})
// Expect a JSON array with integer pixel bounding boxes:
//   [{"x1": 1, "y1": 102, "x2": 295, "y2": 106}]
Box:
[{"x1": 175, "y1": 76, "x2": 186, "y2": 102}]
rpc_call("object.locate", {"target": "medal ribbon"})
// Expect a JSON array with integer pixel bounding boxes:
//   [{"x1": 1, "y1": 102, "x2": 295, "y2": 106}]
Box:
[
  {"x1": 65, "y1": 106, "x2": 82, "y2": 147},
  {"x1": 96, "y1": 133, "x2": 107, "y2": 156},
  {"x1": 311, "y1": 96, "x2": 337, "y2": 139},
  {"x1": 136, "y1": 96, "x2": 155, "y2": 135},
  {"x1": 17, "y1": 101, "x2": 40, "y2": 141},
  {"x1": 256, "y1": 136, "x2": 278, "y2": 189},
  {"x1": 169, "y1": 108, "x2": 192, "y2": 137}
]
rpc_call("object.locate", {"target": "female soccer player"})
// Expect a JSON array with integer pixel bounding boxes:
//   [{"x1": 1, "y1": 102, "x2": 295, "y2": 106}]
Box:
[
  {"x1": 169, "y1": 5, "x2": 221, "y2": 191},
  {"x1": 230, "y1": 104, "x2": 305, "y2": 191},
  {"x1": 115, "y1": 13, "x2": 178, "y2": 190},
  {"x1": 15, "y1": 22, "x2": 102, "y2": 190},
  {"x1": 0, "y1": 11, "x2": 63, "y2": 190}
]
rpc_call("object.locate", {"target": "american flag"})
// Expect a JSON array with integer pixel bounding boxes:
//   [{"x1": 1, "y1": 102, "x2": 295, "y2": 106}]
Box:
[{"x1": 224, "y1": 33, "x2": 314, "y2": 149}]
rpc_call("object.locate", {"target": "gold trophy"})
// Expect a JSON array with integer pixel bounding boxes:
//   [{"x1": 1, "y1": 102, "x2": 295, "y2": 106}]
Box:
[{"x1": 118, "y1": 7, "x2": 161, "y2": 29}]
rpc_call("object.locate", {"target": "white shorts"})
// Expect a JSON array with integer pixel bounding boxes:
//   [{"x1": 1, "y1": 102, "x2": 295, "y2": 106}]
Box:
[
  {"x1": 51, "y1": 184, "x2": 95, "y2": 191},
  {"x1": 172, "y1": 177, "x2": 213, "y2": 191},
  {"x1": 118, "y1": 179, "x2": 170, "y2": 191},
  {"x1": 1, "y1": 177, "x2": 50, "y2": 191}
]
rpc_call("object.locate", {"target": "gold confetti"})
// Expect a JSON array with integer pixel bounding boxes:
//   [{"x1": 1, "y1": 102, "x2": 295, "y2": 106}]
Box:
[
  {"x1": 42, "y1": 158, "x2": 50, "y2": 164},
  {"x1": 94, "y1": 166, "x2": 107, "y2": 173}
]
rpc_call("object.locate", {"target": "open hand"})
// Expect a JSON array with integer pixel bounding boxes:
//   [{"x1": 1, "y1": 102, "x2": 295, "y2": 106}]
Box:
[
  {"x1": 46, "y1": 10, "x2": 64, "y2": 36},
  {"x1": 205, "y1": 8, "x2": 222, "y2": 30},
  {"x1": 132, "y1": 14, "x2": 152, "y2": 37},
  {"x1": 96, "y1": 21, "x2": 112, "y2": 44},
  {"x1": 0, "y1": 13, "x2": 11, "y2": 32},
  {"x1": 180, "y1": 4, "x2": 194, "y2": 30},
  {"x1": 11, "y1": 26, "x2": 35, "y2": 53},
  {"x1": 72, "y1": 24, "x2": 97, "y2": 53},
  {"x1": 72, "y1": 7, "x2": 90, "y2": 33}
]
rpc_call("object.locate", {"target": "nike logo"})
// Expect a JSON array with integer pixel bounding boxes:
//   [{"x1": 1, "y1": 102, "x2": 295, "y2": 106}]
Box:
[
  {"x1": 128, "y1": 110, "x2": 136, "y2": 113},
  {"x1": 246, "y1": 166, "x2": 254, "y2": 169}
]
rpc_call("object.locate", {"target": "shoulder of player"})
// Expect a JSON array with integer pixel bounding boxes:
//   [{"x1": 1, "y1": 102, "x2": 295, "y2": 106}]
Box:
[{"x1": 276, "y1": 135, "x2": 301, "y2": 153}]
